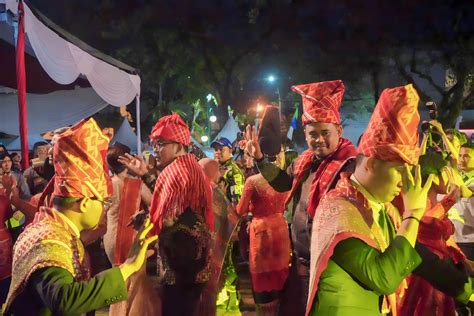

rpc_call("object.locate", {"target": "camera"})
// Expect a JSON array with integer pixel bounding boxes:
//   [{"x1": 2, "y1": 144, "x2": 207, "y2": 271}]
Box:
[
  {"x1": 426, "y1": 101, "x2": 438, "y2": 120},
  {"x1": 422, "y1": 101, "x2": 443, "y2": 150}
]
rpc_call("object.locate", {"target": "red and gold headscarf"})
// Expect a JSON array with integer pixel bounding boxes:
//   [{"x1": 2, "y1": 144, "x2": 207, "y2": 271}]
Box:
[
  {"x1": 53, "y1": 118, "x2": 111, "y2": 199},
  {"x1": 291, "y1": 80, "x2": 344, "y2": 125},
  {"x1": 358, "y1": 84, "x2": 420, "y2": 165},
  {"x1": 150, "y1": 113, "x2": 190, "y2": 146}
]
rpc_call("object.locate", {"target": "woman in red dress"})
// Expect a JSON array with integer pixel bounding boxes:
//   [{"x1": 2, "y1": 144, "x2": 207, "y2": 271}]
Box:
[{"x1": 236, "y1": 172, "x2": 291, "y2": 315}]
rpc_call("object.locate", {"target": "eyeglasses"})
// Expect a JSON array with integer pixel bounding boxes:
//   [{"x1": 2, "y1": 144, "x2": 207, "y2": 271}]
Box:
[
  {"x1": 93, "y1": 197, "x2": 113, "y2": 211},
  {"x1": 152, "y1": 141, "x2": 176, "y2": 151}
]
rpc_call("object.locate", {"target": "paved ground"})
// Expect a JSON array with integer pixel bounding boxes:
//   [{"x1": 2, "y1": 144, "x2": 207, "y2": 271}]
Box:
[
  {"x1": 96, "y1": 267, "x2": 256, "y2": 316},
  {"x1": 92, "y1": 239, "x2": 257, "y2": 315},
  {"x1": 95, "y1": 264, "x2": 256, "y2": 316}
]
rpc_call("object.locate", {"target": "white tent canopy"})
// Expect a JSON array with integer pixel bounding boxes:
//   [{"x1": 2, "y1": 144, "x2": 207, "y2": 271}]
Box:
[
  {"x1": 0, "y1": 0, "x2": 142, "y2": 152},
  {"x1": 211, "y1": 115, "x2": 241, "y2": 144}
]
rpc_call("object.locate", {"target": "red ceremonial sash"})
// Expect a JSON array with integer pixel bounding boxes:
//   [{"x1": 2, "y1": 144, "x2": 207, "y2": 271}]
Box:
[
  {"x1": 114, "y1": 178, "x2": 142, "y2": 266},
  {"x1": 288, "y1": 138, "x2": 356, "y2": 217}
]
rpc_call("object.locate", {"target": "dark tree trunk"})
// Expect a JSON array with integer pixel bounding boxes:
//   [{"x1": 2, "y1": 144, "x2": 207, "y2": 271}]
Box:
[{"x1": 439, "y1": 66, "x2": 467, "y2": 128}]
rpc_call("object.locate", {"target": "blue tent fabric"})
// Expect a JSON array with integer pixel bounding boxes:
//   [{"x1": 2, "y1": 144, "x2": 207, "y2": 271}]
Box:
[
  {"x1": 0, "y1": 87, "x2": 108, "y2": 135},
  {"x1": 201, "y1": 146, "x2": 214, "y2": 158},
  {"x1": 111, "y1": 118, "x2": 142, "y2": 152},
  {"x1": 6, "y1": 134, "x2": 47, "y2": 151}
]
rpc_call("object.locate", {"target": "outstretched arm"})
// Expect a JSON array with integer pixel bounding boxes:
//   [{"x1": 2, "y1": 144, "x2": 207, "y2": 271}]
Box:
[
  {"x1": 244, "y1": 125, "x2": 293, "y2": 192},
  {"x1": 30, "y1": 266, "x2": 127, "y2": 315}
]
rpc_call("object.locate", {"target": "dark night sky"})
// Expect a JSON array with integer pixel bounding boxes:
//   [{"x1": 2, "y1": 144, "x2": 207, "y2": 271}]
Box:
[{"x1": 29, "y1": 0, "x2": 473, "y2": 59}]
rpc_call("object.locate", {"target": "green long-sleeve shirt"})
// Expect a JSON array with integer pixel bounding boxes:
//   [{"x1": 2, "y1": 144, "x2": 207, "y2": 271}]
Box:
[
  {"x1": 312, "y1": 237, "x2": 474, "y2": 315},
  {"x1": 7, "y1": 267, "x2": 128, "y2": 316},
  {"x1": 312, "y1": 236, "x2": 421, "y2": 316}
]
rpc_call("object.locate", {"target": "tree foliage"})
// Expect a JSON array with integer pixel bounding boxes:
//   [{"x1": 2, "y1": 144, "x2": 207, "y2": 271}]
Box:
[{"x1": 30, "y1": 0, "x2": 474, "y2": 137}]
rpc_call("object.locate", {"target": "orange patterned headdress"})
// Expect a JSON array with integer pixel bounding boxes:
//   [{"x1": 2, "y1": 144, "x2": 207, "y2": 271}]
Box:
[
  {"x1": 358, "y1": 84, "x2": 420, "y2": 165},
  {"x1": 291, "y1": 80, "x2": 344, "y2": 125},
  {"x1": 53, "y1": 118, "x2": 111, "y2": 199},
  {"x1": 150, "y1": 113, "x2": 190, "y2": 146}
]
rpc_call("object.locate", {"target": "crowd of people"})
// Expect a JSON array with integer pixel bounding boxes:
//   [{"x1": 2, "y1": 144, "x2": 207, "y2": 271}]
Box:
[{"x1": 1, "y1": 80, "x2": 474, "y2": 316}]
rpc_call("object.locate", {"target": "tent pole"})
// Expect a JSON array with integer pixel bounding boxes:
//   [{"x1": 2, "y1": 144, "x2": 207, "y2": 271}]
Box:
[
  {"x1": 135, "y1": 95, "x2": 141, "y2": 155},
  {"x1": 16, "y1": 0, "x2": 29, "y2": 170}
]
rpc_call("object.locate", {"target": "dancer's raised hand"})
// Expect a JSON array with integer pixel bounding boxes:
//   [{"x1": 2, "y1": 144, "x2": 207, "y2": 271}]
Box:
[{"x1": 244, "y1": 125, "x2": 263, "y2": 160}]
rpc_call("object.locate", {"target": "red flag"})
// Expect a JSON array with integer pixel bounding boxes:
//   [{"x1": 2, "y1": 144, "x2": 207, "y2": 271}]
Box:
[{"x1": 16, "y1": 1, "x2": 29, "y2": 170}]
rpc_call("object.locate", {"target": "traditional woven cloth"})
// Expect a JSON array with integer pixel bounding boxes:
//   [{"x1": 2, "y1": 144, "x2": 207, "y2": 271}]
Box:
[
  {"x1": 149, "y1": 153, "x2": 213, "y2": 234},
  {"x1": 358, "y1": 84, "x2": 420, "y2": 165},
  {"x1": 287, "y1": 138, "x2": 357, "y2": 217},
  {"x1": 5, "y1": 207, "x2": 90, "y2": 310},
  {"x1": 150, "y1": 113, "x2": 190, "y2": 146},
  {"x1": 291, "y1": 80, "x2": 344, "y2": 125},
  {"x1": 307, "y1": 173, "x2": 403, "y2": 316},
  {"x1": 53, "y1": 118, "x2": 111, "y2": 199}
]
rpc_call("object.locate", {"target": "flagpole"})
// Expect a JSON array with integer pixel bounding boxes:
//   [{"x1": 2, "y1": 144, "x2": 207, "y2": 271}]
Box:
[
  {"x1": 135, "y1": 95, "x2": 141, "y2": 155},
  {"x1": 16, "y1": 0, "x2": 29, "y2": 170}
]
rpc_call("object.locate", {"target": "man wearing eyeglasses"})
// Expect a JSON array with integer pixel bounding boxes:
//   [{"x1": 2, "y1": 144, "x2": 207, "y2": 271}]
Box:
[
  {"x1": 121, "y1": 113, "x2": 214, "y2": 315},
  {"x1": 3, "y1": 118, "x2": 156, "y2": 316}
]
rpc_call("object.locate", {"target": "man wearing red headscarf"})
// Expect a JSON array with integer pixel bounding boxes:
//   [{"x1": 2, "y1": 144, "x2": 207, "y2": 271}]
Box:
[
  {"x1": 4, "y1": 118, "x2": 156, "y2": 315},
  {"x1": 120, "y1": 113, "x2": 213, "y2": 316},
  {"x1": 306, "y1": 84, "x2": 437, "y2": 315},
  {"x1": 245, "y1": 80, "x2": 357, "y2": 314}
]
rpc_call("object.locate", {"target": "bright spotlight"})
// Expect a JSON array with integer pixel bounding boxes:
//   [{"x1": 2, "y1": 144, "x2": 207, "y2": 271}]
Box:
[
  {"x1": 267, "y1": 75, "x2": 275, "y2": 83},
  {"x1": 209, "y1": 115, "x2": 217, "y2": 122},
  {"x1": 201, "y1": 135, "x2": 209, "y2": 142}
]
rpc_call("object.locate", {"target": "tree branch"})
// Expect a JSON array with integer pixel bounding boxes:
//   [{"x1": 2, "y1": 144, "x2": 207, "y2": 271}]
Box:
[
  {"x1": 463, "y1": 89, "x2": 474, "y2": 107},
  {"x1": 200, "y1": 45, "x2": 225, "y2": 92},
  {"x1": 228, "y1": 27, "x2": 276, "y2": 71},
  {"x1": 409, "y1": 48, "x2": 445, "y2": 95},
  {"x1": 394, "y1": 54, "x2": 431, "y2": 102},
  {"x1": 445, "y1": 81, "x2": 460, "y2": 97}
]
